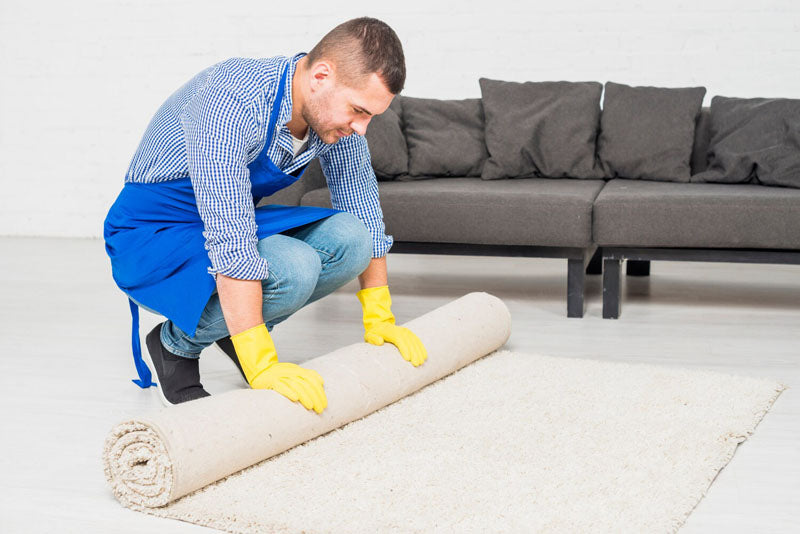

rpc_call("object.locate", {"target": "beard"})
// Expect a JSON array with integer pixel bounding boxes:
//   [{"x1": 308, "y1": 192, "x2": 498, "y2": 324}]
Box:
[{"x1": 302, "y1": 89, "x2": 347, "y2": 144}]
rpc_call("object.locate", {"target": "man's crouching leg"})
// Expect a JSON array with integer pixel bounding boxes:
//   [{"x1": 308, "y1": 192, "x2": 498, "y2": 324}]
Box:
[
  {"x1": 275, "y1": 211, "x2": 373, "y2": 313},
  {"x1": 215, "y1": 213, "x2": 372, "y2": 385},
  {"x1": 165, "y1": 214, "x2": 369, "y2": 382}
]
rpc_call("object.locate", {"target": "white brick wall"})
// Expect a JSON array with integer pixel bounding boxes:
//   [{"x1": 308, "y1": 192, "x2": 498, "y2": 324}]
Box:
[{"x1": 2, "y1": 0, "x2": 799, "y2": 237}]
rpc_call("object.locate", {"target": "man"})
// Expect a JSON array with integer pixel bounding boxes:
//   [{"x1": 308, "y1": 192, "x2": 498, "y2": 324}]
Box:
[{"x1": 103, "y1": 17, "x2": 427, "y2": 412}]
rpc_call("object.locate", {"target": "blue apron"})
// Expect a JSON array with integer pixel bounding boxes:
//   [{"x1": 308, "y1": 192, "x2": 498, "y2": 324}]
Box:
[{"x1": 103, "y1": 63, "x2": 341, "y2": 388}]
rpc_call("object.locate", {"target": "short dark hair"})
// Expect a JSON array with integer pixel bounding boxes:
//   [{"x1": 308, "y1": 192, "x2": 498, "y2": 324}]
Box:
[{"x1": 306, "y1": 17, "x2": 406, "y2": 94}]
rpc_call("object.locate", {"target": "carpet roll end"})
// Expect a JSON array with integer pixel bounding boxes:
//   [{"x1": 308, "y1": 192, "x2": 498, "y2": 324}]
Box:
[{"x1": 102, "y1": 420, "x2": 175, "y2": 509}]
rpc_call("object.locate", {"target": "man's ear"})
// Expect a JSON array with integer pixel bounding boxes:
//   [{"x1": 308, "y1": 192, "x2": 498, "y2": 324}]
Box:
[{"x1": 309, "y1": 60, "x2": 335, "y2": 90}]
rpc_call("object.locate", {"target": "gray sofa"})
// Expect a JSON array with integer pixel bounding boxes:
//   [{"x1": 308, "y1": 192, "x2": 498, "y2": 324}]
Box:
[{"x1": 265, "y1": 85, "x2": 800, "y2": 319}]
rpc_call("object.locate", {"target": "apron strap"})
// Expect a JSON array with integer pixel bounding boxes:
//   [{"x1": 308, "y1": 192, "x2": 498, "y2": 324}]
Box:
[
  {"x1": 128, "y1": 298, "x2": 157, "y2": 388},
  {"x1": 265, "y1": 63, "x2": 289, "y2": 146}
]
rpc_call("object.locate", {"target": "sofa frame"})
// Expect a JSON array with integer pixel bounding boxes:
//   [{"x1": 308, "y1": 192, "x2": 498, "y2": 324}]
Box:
[
  {"x1": 390, "y1": 242, "x2": 600, "y2": 318},
  {"x1": 600, "y1": 247, "x2": 800, "y2": 319}
]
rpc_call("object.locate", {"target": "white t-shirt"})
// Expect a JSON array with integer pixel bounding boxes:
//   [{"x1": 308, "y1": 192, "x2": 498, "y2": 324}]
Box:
[{"x1": 291, "y1": 128, "x2": 310, "y2": 156}]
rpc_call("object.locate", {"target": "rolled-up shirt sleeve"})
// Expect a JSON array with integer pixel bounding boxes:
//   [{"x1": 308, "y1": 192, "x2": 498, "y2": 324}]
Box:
[
  {"x1": 180, "y1": 84, "x2": 270, "y2": 280},
  {"x1": 319, "y1": 133, "x2": 394, "y2": 258}
]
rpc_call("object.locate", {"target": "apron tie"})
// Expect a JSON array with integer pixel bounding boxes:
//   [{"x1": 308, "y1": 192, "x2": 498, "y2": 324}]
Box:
[{"x1": 129, "y1": 298, "x2": 157, "y2": 388}]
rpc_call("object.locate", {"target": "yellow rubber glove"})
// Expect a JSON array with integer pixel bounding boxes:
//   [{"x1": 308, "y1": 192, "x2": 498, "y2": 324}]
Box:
[
  {"x1": 356, "y1": 285, "x2": 428, "y2": 367},
  {"x1": 230, "y1": 323, "x2": 327, "y2": 414}
]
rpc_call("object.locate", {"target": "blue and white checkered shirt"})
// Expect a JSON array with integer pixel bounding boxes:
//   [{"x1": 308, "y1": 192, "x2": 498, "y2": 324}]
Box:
[{"x1": 124, "y1": 52, "x2": 393, "y2": 280}]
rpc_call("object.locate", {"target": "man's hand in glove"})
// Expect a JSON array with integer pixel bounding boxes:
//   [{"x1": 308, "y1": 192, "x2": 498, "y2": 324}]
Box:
[
  {"x1": 356, "y1": 285, "x2": 428, "y2": 367},
  {"x1": 230, "y1": 323, "x2": 327, "y2": 414}
]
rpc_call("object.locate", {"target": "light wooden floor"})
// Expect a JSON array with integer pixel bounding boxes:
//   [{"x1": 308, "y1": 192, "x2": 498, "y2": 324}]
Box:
[{"x1": 0, "y1": 236, "x2": 798, "y2": 533}]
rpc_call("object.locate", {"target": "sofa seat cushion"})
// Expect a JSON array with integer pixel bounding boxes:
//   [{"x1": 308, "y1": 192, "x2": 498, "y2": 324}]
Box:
[
  {"x1": 594, "y1": 178, "x2": 800, "y2": 249},
  {"x1": 301, "y1": 177, "x2": 605, "y2": 248}
]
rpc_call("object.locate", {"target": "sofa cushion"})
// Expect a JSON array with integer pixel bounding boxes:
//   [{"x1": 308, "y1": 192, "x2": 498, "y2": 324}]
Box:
[
  {"x1": 400, "y1": 96, "x2": 488, "y2": 178},
  {"x1": 301, "y1": 177, "x2": 605, "y2": 247},
  {"x1": 478, "y1": 78, "x2": 604, "y2": 180},
  {"x1": 364, "y1": 98, "x2": 406, "y2": 181},
  {"x1": 597, "y1": 82, "x2": 706, "y2": 183},
  {"x1": 691, "y1": 96, "x2": 800, "y2": 188},
  {"x1": 690, "y1": 107, "x2": 712, "y2": 175},
  {"x1": 593, "y1": 178, "x2": 800, "y2": 249}
]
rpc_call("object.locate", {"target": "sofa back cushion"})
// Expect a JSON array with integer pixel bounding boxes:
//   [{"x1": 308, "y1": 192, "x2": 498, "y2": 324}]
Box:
[
  {"x1": 690, "y1": 107, "x2": 712, "y2": 175},
  {"x1": 597, "y1": 82, "x2": 706, "y2": 183},
  {"x1": 364, "y1": 97, "x2": 407, "y2": 181},
  {"x1": 399, "y1": 96, "x2": 488, "y2": 178},
  {"x1": 478, "y1": 78, "x2": 604, "y2": 180},
  {"x1": 691, "y1": 96, "x2": 800, "y2": 188}
]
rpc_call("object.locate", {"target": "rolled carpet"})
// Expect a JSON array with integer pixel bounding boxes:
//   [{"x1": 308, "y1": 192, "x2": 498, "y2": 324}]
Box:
[{"x1": 103, "y1": 291, "x2": 511, "y2": 509}]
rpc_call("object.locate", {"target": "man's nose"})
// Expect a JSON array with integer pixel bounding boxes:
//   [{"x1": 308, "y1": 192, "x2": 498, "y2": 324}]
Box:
[{"x1": 349, "y1": 117, "x2": 371, "y2": 136}]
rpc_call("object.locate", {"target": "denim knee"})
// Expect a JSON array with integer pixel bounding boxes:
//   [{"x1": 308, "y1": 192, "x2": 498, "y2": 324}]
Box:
[
  {"x1": 329, "y1": 212, "x2": 373, "y2": 274},
  {"x1": 260, "y1": 242, "x2": 322, "y2": 311}
]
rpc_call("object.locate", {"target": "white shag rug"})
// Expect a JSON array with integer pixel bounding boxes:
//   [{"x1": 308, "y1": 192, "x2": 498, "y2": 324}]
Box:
[{"x1": 138, "y1": 349, "x2": 786, "y2": 533}]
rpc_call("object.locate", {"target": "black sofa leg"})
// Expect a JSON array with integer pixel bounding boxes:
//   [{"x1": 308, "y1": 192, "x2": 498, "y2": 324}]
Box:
[
  {"x1": 586, "y1": 248, "x2": 602, "y2": 275},
  {"x1": 602, "y1": 258, "x2": 622, "y2": 319},
  {"x1": 567, "y1": 258, "x2": 585, "y2": 318},
  {"x1": 626, "y1": 260, "x2": 650, "y2": 276}
]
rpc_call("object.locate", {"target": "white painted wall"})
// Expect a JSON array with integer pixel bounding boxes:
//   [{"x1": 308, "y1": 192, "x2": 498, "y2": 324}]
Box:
[{"x1": 1, "y1": 0, "x2": 799, "y2": 237}]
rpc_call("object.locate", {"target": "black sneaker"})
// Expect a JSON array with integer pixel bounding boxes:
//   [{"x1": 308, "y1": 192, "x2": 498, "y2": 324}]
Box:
[
  {"x1": 144, "y1": 322, "x2": 211, "y2": 406},
  {"x1": 214, "y1": 335, "x2": 248, "y2": 383}
]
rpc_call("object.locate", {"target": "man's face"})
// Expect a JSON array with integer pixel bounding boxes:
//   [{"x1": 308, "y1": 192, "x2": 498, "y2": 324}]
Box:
[{"x1": 302, "y1": 62, "x2": 395, "y2": 144}]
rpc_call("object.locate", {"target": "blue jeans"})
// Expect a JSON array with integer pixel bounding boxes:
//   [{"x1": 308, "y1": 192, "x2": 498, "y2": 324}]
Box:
[{"x1": 133, "y1": 211, "x2": 373, "y2": 358}]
